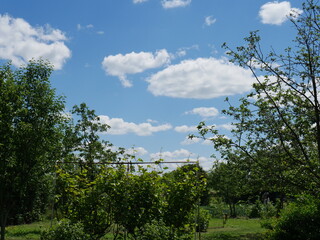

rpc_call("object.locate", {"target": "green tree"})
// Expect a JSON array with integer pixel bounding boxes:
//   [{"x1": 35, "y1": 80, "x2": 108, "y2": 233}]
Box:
[
  {"x1": 111, "y1": 166, "x2": 162, "y2": 239},
  {"x1": 209, "y1": 161, "x2": 246, "y2": 217},
  {"x1": 196, "y1": 0, "x2": 320, "y2": 196},
  {"x1": 0, "y1": 61, "x2": 65, "y2": 240},
  {"x1": 55, "y1": 167, "x2": 115, "y2": 240},
  {"x1": 162, "y1": 164, "x2": 206, "y2": 238}
]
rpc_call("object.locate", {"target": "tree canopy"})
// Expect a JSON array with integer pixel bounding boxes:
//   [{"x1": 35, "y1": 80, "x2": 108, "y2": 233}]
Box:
[{"x1": 0, "y1": 60, "x2": 66, "y2": 240}]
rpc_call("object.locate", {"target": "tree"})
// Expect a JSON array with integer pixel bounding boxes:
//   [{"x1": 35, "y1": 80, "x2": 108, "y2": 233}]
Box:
[
  {"x1": 0, "y1": 61, "x2": 65, "y2": 240},
  {"x1": 162, "y1": 164, "x2": 207, "y2": 238},
  {"x1": 196, "y1": 0, "x2": 320, "y2": 196}
]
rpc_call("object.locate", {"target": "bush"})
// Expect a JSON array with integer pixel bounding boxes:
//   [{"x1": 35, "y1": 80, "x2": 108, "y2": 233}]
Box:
[
  {"x1": 136, "y1": 220, "x2": 171, "y2": 240},
  {"x1": 270, "y1": 195, "x2": 320, "y2": 240},
  {"x1": 40, "y1": 219, "x2": 89, "y2": 240},
  {"x1": 195, "y1": 208, "x2": 211, "y2": 232},
  {"x1": 133, "y1": 219, "x2": 194, "y2": 240}
]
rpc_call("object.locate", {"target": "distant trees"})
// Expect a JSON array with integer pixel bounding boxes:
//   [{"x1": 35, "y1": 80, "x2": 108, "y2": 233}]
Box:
[{"x1": 0, "y1": 61, "x2": 65, "y2": 240}]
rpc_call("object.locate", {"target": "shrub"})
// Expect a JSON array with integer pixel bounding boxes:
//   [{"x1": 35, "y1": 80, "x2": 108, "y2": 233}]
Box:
[
  {"x1": 270, "y1": 195, "x2": 320, "y2": 240},
  {"x1": 195, "y1": 208, "x2": 211, "y2": 232},
  {"x1": 136, "y1": 220, "x2": 171, "y2": 240},
  {"x1": 40, "y1": 219, "x2": 89, "y2": 240}
]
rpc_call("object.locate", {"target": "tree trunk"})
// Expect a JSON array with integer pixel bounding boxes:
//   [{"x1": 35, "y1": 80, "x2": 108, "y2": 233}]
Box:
[{"x1": 0, "y1": 210, "x2": 7, "y2": 240}]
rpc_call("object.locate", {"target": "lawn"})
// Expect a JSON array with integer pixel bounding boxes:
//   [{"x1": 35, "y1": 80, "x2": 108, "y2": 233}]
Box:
[
  {"x1": 6, "y1": 221, "x2": 52, "y2": 240},
  {"x1": 201, "y1": 218, "x2": 268, "y2": 240},
  {"x1": 5, "y1": 218, "x2": 268, "y2": 240}
]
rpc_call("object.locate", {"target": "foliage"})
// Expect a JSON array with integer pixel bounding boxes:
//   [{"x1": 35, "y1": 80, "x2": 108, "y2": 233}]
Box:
[
  {"x1": 134, "y1": 220, "x2": 171, "y2": 240},
  {"x1": 195, "y1": 208, "x2": 211, "y2": 232},
  {"x1": 54, "y1": 163, "x2": 205, "y2": 239},
  {"x1": 162, "y1": 164, "x2": 207, "y2": 237},
  {"x1": 110, "y1": 167, "x2": 162, "y2": 238},
  {"x1": 55, "y1": 167, "x2": 114, "y2": 239},
  {"x1": 0, "y1": 60, "x2": 66, "y2": 240},
  {"x1": 40, "y1": 219, "x2": 89, "y2": 240},
  {"x1": 269, "y1": 195, "x2": 320, "y2": 240}
]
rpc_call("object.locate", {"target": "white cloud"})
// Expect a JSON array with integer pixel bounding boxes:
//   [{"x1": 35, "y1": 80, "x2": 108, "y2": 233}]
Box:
[
  {"x1": 204, "y1": 16, "x2": 216, "y2": 26},
  {"x1": 147, "y1": 57, "x2": 255, "y2": 99},
  {"x1": 218, "y1": 123, "x2": 234, "y2": 131},
  {"x1": 175, "y1": 45, "x2": 199, "y2": 58},
  {"x1": 176, "y1": 49, "x2": 187, "y2": 57},
  {"x1": 180, "y1": 136, "x2": 201, "y2": 145},
  {"x1": 125, "y1": 146, "x2": 148, "y2": 156},
  {"x1": 0, "y1": 14, "x2": 71, "y2": 70},
  {"x1": 174, "y1": 125, "x2": 198, "y2": 133},
  {"x1": 98, "y1": 115, "x2": 172, "y2": 136},
  {"x1": 162, "y1": 0, "x2": 191, "y2": 9},
  {"x1": 150, "y1": 149, "x2": 213, "y2": 171},
  {"x1": 202, "y1": 139, "x2": 213, "y2": 145},
  {"x1": 102, "y1": 49, "x2": 171, "y2": 87},
  {"x1": 150, "y1": 148, "x2": 192, "y2": 160},
  {"x1": 185, "y1": 107, "x2": 219, "y2": 118},
  {"x1": 197, "y1": 156, "x2": 213, "y2": 171},
  {"x1": 77, "y1": 24, "x2": 104, "y2": 35},
  {"x1": 202, "y1": 135, "x2": 230, "y2": 145},
  {"x1": 77, "y1": 24, "x2": 94, "y2": 30},
  {"x1": 259, "y1": 1, "x2": 303, "y2": 25},
  {"x1": 133, "y1": 0, "x2": 149, "y2": 3}
]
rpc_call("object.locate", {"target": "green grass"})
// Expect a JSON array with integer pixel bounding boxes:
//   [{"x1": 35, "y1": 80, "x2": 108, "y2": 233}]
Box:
[
  {"x1": 201, "y1": 218, "x2": 268, "y2": 240},
  {"x1": 4, "y1": 218, "x2": 268, "y2": 240},
  {"x1": 6, "y1": 221, "x2": 52, "y2": 240}
]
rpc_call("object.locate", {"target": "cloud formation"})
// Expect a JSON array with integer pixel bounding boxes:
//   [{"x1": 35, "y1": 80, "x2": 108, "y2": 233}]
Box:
[
  {"x1": 162, "y1": 0, "x2": 191, "y2": 9},
  {"x1": 0, "y1": 14, "x2": 71, "y2": 70},
  {"x1": 147, "y1": 57, "x2": 255, "y2": 99},
  {"x1": 259, "y1": 1, "x2": 303, "y2": 25},
  {"x1": 98, "y1": 115, "x2": 172, "y2": 136},
  {"x1": 204, "y1": 16, "x2": 216, "y2": 26},
  {"x1": 150, "y1": 148, "x2": 212, "y2": 170},
  {"x1": 185, "y1": 107, "x2": 219, "y2": 118},
  {"x1": 125, "y1": 146, "x2": 148, "y2": 156},
  {"x1": 102, "y1": 49, "x2": 171, "y2": 87},
  {"x1": 174, "y1": 125, "x2": 198, "y2": 133},
  {"x1": 150, "y1": 148, "x2": 192, "y2": 160},
  {"x1": 180, "y1": 136, "x2": 201, "y2": 145}
]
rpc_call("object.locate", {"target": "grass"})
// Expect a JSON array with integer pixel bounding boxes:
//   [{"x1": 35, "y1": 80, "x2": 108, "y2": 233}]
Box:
[
  {"x1": 201, "y1": 218, "x2": 268, "y2": 240},
  {"x1": 6, "y1": 221, "x2": 52, "y2": 240},
  {"x1": 4, "y1": 218, "x2": 268, "y2": 240}
]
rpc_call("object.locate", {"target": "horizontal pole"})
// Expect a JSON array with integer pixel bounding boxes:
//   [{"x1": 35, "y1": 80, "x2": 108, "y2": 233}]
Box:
[{"x1": 55, "y1": 161, "x2": 198, "y2": 165}]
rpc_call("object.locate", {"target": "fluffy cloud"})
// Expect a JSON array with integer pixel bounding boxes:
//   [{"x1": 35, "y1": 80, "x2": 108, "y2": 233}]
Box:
[
  {"x1": 218, "y1": 123, "x2": 234, "y2": 131},
  {"x1": 150, "y1": 148, "x2": 192, "y2": 160},
  {"x1": 102, "y1": 49, "x2": 171, "y2": 87},
  {"x1": 174, "y1": 125, "x2": 198, "y2": 133},
  {"x1": 259, "y1": 1, "x2": 303, "y2": 25},
  {"x1": 204, "y1": 16, "x2": 217, "y2": 26},
  {"x1": 180, "y1": 136, "x2": 201, "y2": 145},
  {"x1": 98, "y1": 115, "x2": 172, "y2": 136},
  {"x1": 0, "y1": 14, "x2": 71, "y2": 70},
  {"x1": 185, "y1": 107, "x2": 219, "y2": 118},
  {"x1": 150, "y1": 149, "x2": 212, "y2": 170},
  {"x1": 147, "y1": 57, "x2": 255, "y2": 99},
  {"x1": 162, "y1": 0, "x2": 191, "y2": 9},
  {"x1": 125, "y1": 146, "x2": 148, "y2": 156}
]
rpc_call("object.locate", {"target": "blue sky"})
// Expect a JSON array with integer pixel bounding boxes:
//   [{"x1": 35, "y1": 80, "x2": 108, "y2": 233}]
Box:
[{"x1": 1, "y1": 0, "x2": 304, "y2": 170}]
